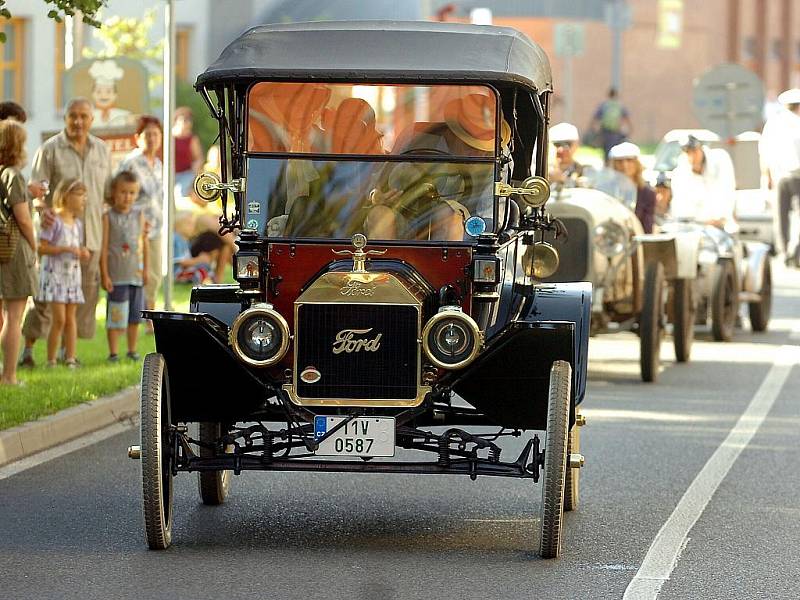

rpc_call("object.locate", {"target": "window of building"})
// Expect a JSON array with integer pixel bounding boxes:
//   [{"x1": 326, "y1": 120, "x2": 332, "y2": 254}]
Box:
[
  {"x1": 175, "y1": 26, "x2": 192, "y2": 82},
  {"x1": 0, "y1": 18, "x2": 26, "y2": 104},
  {"x1": 771, "y1": 39, "x2": 783, "y2": 61},
  {"x1": 742, "y1": 36, "x2": 756, "y2": 61}
]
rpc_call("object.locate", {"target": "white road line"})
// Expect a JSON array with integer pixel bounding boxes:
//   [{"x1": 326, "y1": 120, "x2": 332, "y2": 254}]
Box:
[
  {"x1": 623, "y1": 344, "x2": 800, "y2": 600},
  {"x1": 0, "y1": 420, "x2": 136, "y2": 482}
]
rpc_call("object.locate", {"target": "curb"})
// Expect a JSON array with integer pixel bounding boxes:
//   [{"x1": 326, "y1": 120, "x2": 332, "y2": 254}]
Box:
[{"x1": 0, "y1": 386, "x2": 139, "y2": 467}]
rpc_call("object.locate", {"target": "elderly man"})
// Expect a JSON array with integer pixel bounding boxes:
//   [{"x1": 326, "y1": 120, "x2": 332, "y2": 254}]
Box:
[
  {"x1": 548, "y1": 122, "x2": 585, "y2": 187},
  {"x1": 760, "y1": 88, "x2": 800, "y2": 267},
  {"x1": 671, "y1": 134, "x2": 737, "y2": 231},
  {"x1": 19, "y1": 98, "x2": 111, "y2": 367}
]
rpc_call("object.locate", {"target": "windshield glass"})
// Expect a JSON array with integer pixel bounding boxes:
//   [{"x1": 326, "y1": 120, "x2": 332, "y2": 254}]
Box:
[
  {"x1": 245, "y1": 82, "x2": 503, "y2": 241},
  {"x1": 653, "y1": 140, "x2": 682, "y2": 172},
  {"x1": 244, "y1": 158, "x2": 495, "y2": 241},
  {"x1": 248, "y1": 82, "x2": 498, "y2": 157}
]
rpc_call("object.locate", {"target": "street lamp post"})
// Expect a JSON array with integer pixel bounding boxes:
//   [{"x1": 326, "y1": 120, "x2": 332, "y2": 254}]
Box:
[{"x1": 162, "y1": 0, "x2": 176, "y2": 310}]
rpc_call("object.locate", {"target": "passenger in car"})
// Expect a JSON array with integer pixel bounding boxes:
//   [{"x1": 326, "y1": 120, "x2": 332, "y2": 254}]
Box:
[
  {"x1": 322, "y1": 98, "x2": 385, "y2": 155},
  {"x1": 392, "y1": 93, "x2": 496, "y2": 157},
  {"x1": 248, "y1": 82, "x2": 331, "y2": 154},
  {"x1": 671, "y1": 134, "x2": 737, "y2": 231},
  {"x1": 608, "y1": 141, "x2": 656, "y2": 233}
]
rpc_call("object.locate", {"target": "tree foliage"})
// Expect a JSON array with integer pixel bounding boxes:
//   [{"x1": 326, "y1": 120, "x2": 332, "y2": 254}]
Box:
[
  {"x1": 0, "y1": 0, "x2": 107, "y2": 42},
  {"x1": 83, "y1": 8, "x2": 165, "y2": 104}
]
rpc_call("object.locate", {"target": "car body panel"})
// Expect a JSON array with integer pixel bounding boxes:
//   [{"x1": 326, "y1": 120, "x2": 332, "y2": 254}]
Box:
[{"x1": 546, "y1": 186, "x2": 644, "y2": 320}]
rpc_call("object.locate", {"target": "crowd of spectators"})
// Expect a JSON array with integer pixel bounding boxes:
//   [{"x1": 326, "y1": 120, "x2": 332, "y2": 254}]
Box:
[{"x1": 0, "y1": 99, "x2": 229, "y2": 386}]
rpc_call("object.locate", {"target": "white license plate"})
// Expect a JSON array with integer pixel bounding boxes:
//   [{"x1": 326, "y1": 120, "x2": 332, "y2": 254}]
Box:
[{"x1": 313, "y1": 416, "x2": 395, "y2": 457}]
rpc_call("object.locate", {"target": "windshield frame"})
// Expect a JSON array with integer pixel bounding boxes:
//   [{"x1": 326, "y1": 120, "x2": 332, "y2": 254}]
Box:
[{"x1": 242, "y1": 80, "x2": 505, "y2": 244}]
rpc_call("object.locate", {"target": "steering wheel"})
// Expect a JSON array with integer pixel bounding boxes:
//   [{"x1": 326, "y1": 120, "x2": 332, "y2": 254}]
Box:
[
  {"x1": 400, "y1": 147, "x2": 452, "y2": 157},
  {"x1": 386, "y1": 148, "x2": 476, "y2": 205}
]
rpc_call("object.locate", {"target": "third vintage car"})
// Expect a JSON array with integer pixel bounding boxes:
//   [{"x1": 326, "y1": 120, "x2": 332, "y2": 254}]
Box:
[
  {"x1": 128, "y1": 21, "x2": 590, "y2": 559},
  {"x1": 544, "y1": 169, "x2": 690, "y2": 382}
]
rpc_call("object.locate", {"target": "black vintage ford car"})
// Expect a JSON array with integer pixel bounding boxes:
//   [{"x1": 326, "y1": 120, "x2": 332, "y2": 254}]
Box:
[{"x1": 129, "y1": 21, "x2": 590, "y2": 558}]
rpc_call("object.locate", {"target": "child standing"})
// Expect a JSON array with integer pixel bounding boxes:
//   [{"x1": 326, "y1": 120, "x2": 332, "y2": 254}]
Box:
[
  {"x1": 36, "y1": 179, "x2": 89, "y2": 368},
  {"x1": 100, "y1": 171, "x2": 148, "y2": 362}
]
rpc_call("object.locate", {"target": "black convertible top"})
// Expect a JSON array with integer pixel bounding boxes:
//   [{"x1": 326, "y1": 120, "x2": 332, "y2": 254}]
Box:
[{"x1": 196, "y1": 20, "x2": 552, "y2": 92}]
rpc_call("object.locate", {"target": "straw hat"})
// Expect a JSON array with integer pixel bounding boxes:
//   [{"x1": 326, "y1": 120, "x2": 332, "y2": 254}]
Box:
[{"x1": 444, "y1": 94, "x2": 497, "y2": 152}]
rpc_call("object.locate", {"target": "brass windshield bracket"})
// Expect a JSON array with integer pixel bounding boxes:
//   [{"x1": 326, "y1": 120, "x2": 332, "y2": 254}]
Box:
[
  {"x1": 494, "y1": 177, "x2": 550, "y2": 208},
  {"x1": 494, "y1": 182, "x2": 517, "y2": 197},
  {"x1": 207, "y1": 177, "x2": 246, "y2": 194},
  {"x1": 194, "y1": 172, "x2": 247, "y2": 202}
]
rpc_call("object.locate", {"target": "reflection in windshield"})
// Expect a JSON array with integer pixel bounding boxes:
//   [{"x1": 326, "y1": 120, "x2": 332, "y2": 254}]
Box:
[
  {"x1": 653, "y1": 140, "x2": 682, "y2": 172},
  {"x1": 248, "y1": 82, "x2": 498, "y2": 158},
  {"x1": 244, "y1": 158, "x2": 495, "y2": 241}
]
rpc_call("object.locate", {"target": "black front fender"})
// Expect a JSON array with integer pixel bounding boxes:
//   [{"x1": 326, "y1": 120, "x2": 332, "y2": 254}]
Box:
[{"x1": 144, "y1": 311, "x2": 277, "y2": 422}]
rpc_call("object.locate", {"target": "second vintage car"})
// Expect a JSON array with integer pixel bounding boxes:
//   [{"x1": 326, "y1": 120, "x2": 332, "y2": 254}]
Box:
[{"x1": 544, "y1": 170, "x2": 693, "y2": 381}]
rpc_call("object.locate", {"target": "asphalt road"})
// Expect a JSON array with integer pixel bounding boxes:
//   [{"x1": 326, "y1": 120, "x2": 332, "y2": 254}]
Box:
[{"x1": 1, "y1": 261, "x2": 798, "y2": 600}]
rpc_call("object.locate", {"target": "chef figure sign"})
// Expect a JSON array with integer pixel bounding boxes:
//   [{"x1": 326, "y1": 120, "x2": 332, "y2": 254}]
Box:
[{"x1": 88, "y1": 59, "x2": 133, "y2": 128}]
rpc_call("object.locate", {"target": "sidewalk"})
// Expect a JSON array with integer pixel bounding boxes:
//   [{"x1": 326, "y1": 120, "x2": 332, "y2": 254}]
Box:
[{"x1": 0, "y1": 386, "x2": 138, "y2": 467}]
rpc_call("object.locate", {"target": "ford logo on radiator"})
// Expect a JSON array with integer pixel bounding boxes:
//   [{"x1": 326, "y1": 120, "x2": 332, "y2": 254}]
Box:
[{"x1": 332, "y1": 328, "x2": 382, "y2": 354}]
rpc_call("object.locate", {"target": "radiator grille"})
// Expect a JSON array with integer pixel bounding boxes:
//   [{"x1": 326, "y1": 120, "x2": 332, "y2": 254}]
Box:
[{"x1": 295, "y1": 303, "x2": 418, "y2": 400}]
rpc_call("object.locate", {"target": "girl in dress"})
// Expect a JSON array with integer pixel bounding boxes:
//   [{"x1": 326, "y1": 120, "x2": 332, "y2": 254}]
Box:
[{"x1": 37, "y1": 179, "x2": 89, "y2": 368}]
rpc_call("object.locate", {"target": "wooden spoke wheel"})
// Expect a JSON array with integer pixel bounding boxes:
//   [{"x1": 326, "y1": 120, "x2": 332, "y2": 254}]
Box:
[
  {"x1": 198, "y1": 422, "x2": 233, "y2": 506},
  {"x1": 748, "y1": 259, "x2": 771, "y2": 332},
  {"x1": 672, "y1": 278, "x2": 695, "y2": 363},
  {"x1": 640, "y1": 262, "x2": 665, "y2": 382},
  {"x1": 539, "y1": 361, "x2": 571, "y2": 559},
  {"x1": 140, "y1": 353, "x2": 174, "y2": 550},
  {"x1": 711, "y1": 260, "x2": 738, "y2": 342},
  {"x1": 563, "y1": 420, "x2": 580, "y2": 512}
]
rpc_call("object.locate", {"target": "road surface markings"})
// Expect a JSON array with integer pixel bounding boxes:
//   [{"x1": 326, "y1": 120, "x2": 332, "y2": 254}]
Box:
[
  {"x1": 0, "y1": 420, "x2": 135, "y2": 482},
  {"x1": 623, "y1": 343, "x2": 800, "y2": 600}
]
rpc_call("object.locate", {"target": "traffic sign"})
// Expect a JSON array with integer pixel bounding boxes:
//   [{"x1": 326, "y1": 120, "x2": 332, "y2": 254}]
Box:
[
  {"x1": 692, "y1": 63, "x2": 764, "y2": 138},
  {"x1": 554, "y1": 23, "x2": 585, "y2": 57}
]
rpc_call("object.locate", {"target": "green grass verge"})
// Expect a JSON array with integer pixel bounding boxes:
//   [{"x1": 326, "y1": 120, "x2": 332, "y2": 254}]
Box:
[{"x1": 0, "y1": 283, "x2": 194, "y2": 430}]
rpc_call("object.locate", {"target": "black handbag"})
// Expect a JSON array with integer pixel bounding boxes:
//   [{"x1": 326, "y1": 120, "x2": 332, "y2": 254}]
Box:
[{"x1": 0, "y1": 166, "x2": 19, "y2": 264}]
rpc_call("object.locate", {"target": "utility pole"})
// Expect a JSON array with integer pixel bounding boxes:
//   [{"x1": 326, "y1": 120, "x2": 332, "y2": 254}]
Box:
[
  {"x1": 163, "y1": 0, "x2": 176, "y2": 310},
  {"x1": 606, "y1": 0, "x2": 629, "y2": 92}
]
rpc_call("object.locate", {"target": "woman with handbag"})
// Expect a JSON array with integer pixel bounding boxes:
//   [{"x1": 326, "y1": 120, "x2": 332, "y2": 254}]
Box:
[{"x1": 0, "y1": 119, "x2": 38, "y2": 386}]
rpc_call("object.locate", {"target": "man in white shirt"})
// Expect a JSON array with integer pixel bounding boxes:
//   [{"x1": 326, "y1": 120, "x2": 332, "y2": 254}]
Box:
[
  {"x1": 759, "y1": 88, "x2": 800, "y2": 266},
  {"x1": 671, "y1": 135, "x2": 737, "y2": 231},
  {"x1": 548, "y1": 122, "x2": 585, "y2": 187}
]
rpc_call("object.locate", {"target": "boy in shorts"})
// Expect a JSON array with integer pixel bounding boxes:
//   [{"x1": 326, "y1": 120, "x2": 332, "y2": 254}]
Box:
[{"x1": 100, "y1": 171, "x2": 148, "y2": 361}]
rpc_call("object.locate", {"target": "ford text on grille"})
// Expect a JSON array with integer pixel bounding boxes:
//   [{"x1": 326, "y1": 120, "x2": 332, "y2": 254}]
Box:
[{"x1": 332, "y1": 328, "x2": 383, "y2": 354}]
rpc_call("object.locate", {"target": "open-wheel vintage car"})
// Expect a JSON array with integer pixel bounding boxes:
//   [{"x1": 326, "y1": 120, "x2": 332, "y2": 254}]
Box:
[
  {"x1": 653, "y1": 220, "x2": 772, "y2": 342},
  {"x1": 127, "y1": 22, "x2": 590, "y2": 558},
  {"x1": 544, "y1": 169, "x2": 693, "y2": 381}
]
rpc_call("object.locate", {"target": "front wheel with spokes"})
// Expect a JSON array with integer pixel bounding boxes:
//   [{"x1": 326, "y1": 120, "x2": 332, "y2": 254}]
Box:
[
  {"x1": 140, "y1": 353, "x2": 174, "y2": 550},
  {"x1": 539, "y1": 360, "x2": 571, "y2": 559}
]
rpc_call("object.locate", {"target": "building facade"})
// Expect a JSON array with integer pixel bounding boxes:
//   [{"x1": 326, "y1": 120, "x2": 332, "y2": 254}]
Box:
[{"x1": 4, "y1": 0, "x2": 800, "y2": 166}]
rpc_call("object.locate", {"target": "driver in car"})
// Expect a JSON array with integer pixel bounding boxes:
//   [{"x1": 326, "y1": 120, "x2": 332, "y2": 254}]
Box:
[
  {"x1": 548, "y1": 122, "x2": 585, "y2": 187},
  {"x1": 670, "y1": 134, "x2": 737, "y2": 231},
  {"x1": 368, "y1": 94, "x2": 512, "y2": 241}
]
